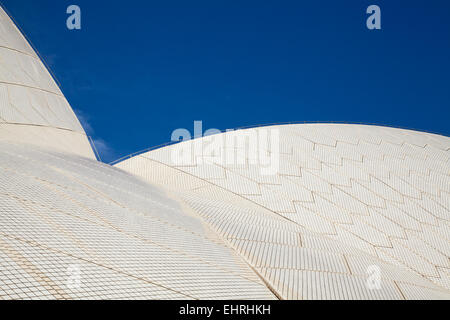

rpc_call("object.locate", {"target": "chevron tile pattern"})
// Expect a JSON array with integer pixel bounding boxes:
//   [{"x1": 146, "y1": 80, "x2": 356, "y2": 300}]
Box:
[
  {"x1": 117, "y1": 124, "x2": 450, "y2": 299},
  {"x1": 1, "y1": 3, "x2": 449, "y2": 300}
]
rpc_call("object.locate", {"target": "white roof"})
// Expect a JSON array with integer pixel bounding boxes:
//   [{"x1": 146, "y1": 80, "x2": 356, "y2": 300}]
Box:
[
  {"x1": 0, "y1": 7, "x2": 94, "y2": 159},
  {"x1": 0, "y1": 140, "x2": 274, "y2": 299},
  {"x1": 0, "y1": 4, "x2": 449, "y2": 300},
  {"x1": 116, "y1": 124, "x2": 450, "y2": 299}
]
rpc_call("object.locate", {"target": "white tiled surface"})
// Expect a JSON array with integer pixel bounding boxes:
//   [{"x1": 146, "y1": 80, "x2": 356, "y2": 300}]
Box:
[
  {"x1": 117, "y1": 124, "x2": 450, "y2": 300},
  {"x1": 0, "y1": 141, "x2": 275, "y2": 300},
  {"x1": 0, "y1": 6, "x2": 94, "y2": 159},
  {"x1": 1, "y1": 2, "x2": 449, "y2": 300}
]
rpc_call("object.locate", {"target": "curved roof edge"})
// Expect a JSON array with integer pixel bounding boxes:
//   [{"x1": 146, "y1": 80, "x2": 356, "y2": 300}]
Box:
[
  {"x1": 0, "y1": 5, "x2": 95, "y2": 159},
  {"x1": 115, "y1": 123, "x2": 450, "y2": 299},
  {"x1": 110, "y1": 122, "x2": 450, "y2": 165}
]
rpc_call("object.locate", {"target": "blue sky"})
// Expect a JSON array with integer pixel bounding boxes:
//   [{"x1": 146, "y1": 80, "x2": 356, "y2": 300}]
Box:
[{"x1": 2, "y1": 0, "x2": 449, "y2": 163}]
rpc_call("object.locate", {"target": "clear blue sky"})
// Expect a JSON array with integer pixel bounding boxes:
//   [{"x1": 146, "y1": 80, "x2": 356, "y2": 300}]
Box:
[{"x1": 2, "y1": 0, "x2": 449, "y2": 163}]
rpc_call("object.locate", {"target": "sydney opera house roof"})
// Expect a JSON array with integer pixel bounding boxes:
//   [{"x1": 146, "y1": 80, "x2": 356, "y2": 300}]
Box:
[{"x1": 0, "y1": 5, "x2": 449, "y2": 300}]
